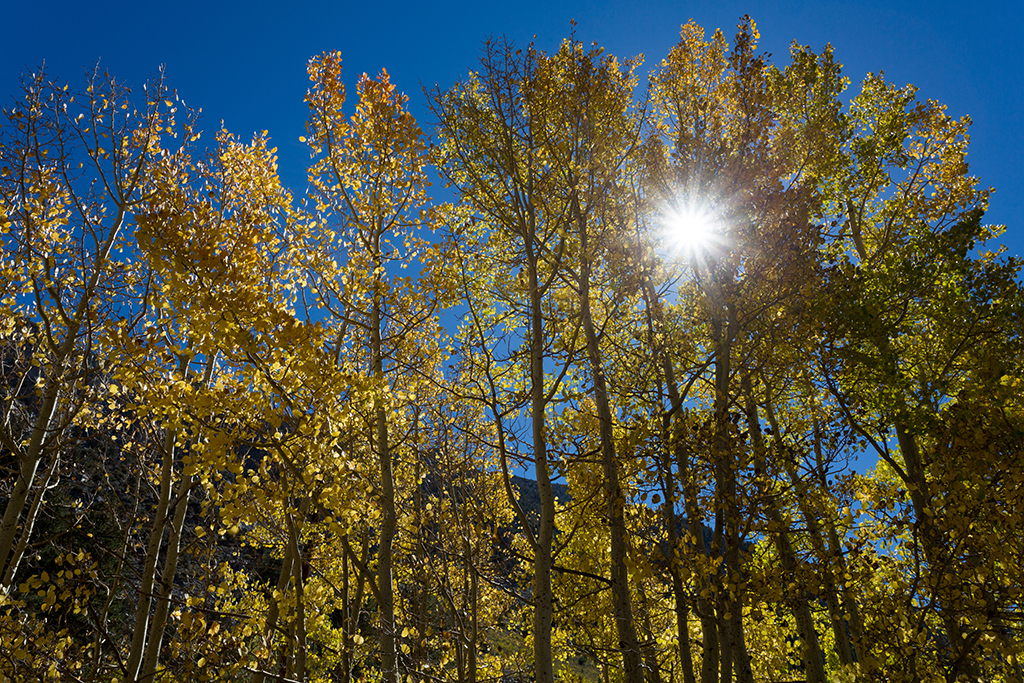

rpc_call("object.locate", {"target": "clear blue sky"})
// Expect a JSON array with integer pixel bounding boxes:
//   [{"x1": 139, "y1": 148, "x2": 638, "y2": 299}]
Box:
[{"x1": 2, "y1": 0, "x2": 1020, "y2": 256}]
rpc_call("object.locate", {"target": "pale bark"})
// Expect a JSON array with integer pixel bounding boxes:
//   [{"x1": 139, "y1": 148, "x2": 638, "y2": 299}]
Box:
[
  {"x1": 848, "y1": 326, "x2": 974, "y2": 674},
  {"x1": 894, "y1": 420, "x2": 981, "y2": 680},
  {"x1": 0, "y1": 199, "x2": 126, "y2": 590},
  {"x1": 138, "y1": 452, "x2": 195, "y2": 681},
  {"x1": 430, "y1": 44, "x2": 563, "y2": 683},
  {"x1": 288, "y1": 514, "x2": 308, "y2": 682},
  {"x1": 1, "y1": 450, "x2": 59, "y2": 589},
  {"x1": 252, "y1": 527, "x2": 298, "y2": 683},
  {"x1": 339, "y1": 533, "x2": 371, "y2": 683},
  {"x1": 135, "y1": 354, "x2": 216, "y2": 681},
  {"x1": 576, "y1": 198, "x2": 644, "y2": 683},
  {"x1": 640, "y1": 273, "x2": 710, "y2": 683},
  {"x1": 125, "y1": 426, "x2": 177, "y2": 681},
  {"x1": 0, "y1": 337, "x2": 74, "y2": 588},
  {"x1": 341, "y1": 534, "x2": 352, "y2": 683},
  {"x1": 659, "y1": 450, "x2": 697, "y2": 683},
  {"x1": 371, "y1": 248, "x2": 398, "y2": 683},
  {"x1": 638, "y1": 582, "x2": 665, "y2": 683},
  {"x1": 710, "y1": 300, "x2": 753, "y2": 683},
  {"x1": 762, "y1": 396, "x2": 862, "y2": 669},
  {"x1": 742, "y1": 376, "x2": 825, "y2": 683},
  {"x1": 527, "y1": 231, "x2": 556, "y2": 683},
  {"x1": 469, "y1": 562, "x2": 479, "y2": 683},
  {"x1": 809, "y1": 411, "x2": 863, "y2": 666}
]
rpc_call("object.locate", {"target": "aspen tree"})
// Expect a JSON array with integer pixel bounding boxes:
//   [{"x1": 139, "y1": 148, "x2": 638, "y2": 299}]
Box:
[
  {"x1": 304, "y1": 52, "x2": 435, "y2": 683},
  {"x1": 0, "y1": 66, "x2": 177, "y2": 595},
  {"x1": 431, "y1": 39, "x2": 576, "y2": 683},
  {"x1": 531, "y1": 38, "x2": 647, "y2": 683},
  {"x1": 819, "y1": 70, "x2": 1024, "y2": 676}
]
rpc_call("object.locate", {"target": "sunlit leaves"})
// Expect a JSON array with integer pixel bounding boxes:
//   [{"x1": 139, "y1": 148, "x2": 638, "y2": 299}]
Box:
[{"x1": 1, "y1": 22, "x2": 1021, "y2": 683}]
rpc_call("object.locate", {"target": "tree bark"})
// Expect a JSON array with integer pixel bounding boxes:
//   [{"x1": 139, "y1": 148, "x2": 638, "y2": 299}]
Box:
[
  {"x1": 527, "y1": 228, "x2": 556, "y2": 683},
  {"x1": 253, "y1": 525, "x2": 298, "y2": 683},
  {"x1": 288, "y1": 513, "x2": 308, "y2": 683},
  {"x1": 576, "y1": 197, "x2": 644, "y2": 683},
  {"x1": 763, "y1": 395, "x2": 863, "y2": 669},
  {"x1": 125, "y1": 425, "x2": 177, "y2": 681},
  {"x1": 371, "y1": 245, "x2": 399, "y2": 683},
  {"x1": 742, "y1": 375, "x2": 825, "y2": 683},
  {"x1": 710, "y1": 299, "x2": 753, "y2": 683},
  {"x1": 640, "y1": 269, "x2": 709, "y2": 683}
]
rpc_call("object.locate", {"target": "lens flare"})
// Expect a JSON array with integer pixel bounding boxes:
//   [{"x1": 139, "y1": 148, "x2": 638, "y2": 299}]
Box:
[{"x1": 665, "y1": 206, "x2": 716, "y2": 254}]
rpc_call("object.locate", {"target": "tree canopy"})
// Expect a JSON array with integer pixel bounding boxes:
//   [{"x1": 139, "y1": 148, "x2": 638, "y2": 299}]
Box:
[{"x1": 0, "y1": 16, "x2": 1021, "y2": 683}]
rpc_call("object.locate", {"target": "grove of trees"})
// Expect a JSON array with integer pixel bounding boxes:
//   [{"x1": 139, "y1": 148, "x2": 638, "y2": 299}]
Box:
[{"x1": 1, "y1": 16, "x2": 1021, "y2": 683}]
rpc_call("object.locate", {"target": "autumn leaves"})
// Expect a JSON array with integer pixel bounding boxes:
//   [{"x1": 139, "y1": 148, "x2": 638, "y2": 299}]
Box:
[{"x1": 0, "y1": 16, "x2": 1022, "y2": 683}]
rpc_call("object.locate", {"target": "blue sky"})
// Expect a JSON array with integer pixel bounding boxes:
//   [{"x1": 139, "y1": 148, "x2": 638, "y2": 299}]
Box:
[{"x1": 3, "y1": 0, "x2": 1020, "y2": 256}]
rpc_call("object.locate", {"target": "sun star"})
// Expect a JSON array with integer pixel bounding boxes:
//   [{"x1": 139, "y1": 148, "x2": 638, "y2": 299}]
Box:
[{"x1": 666, "y1": 206, "x2": 716, "y2": 255}]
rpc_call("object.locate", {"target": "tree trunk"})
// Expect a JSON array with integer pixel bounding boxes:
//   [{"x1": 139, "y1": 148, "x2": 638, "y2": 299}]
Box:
[
  {"x1": 763, "y1": 396, "x2": 862, "y2": 669},
  {"x1": 710, "y1": 302, "x2": 753, "y2": 683},
  {"x1": 894, "y1": 419, "x2": 980, "y2": 679},
  {"x1": 289, "y1": 514, "x2": 308, "y2": 683},
  {"x1": 527, "y1": 231, "x2": 556, "y2": 683},
  {"x1": 808, "y1": 410, "x2": 861, "y2": 667},
  {"x1": 742, "y1": 376, "x2": 825, "y2": 683},
  {"x1": 139, "y1": 452, "x2": 194, "y2": 680},
  {"x1": 661, "y1": 465, "x2": 696, "y2": 683},
  {"x1": 341, "y1": 534, "x2": 352, "y2": 683},
  {"x1": 638, "y1": 582, "x2": 665, "y2": 683},
  {"x1": 576, "y1": 198, "x2": 644, "y2": 683},
  {"x1": 469, "y1": 559, "x2": 479, "y2": 683},
  {"x1": 372, "y1": 254, "x2": 398, "y2": 683},
  {"x1": 640, "y1": 269, "x2": 706, "y2": 683},
  {"x1": 0, "y1": 368, "x2": 65, "y2": 589},
  {"x1": 125, "y1": 426, "x2": 177, "y2": 681},
  {"x1": 136, "y1": 354, "x2": 217, "y2": 681},
  {"x1": 253, "y1": 526, "x2": 298, "y2": 683},
  {"x1": 0, "y1": 208, "x2": 124, "y2": 591}
]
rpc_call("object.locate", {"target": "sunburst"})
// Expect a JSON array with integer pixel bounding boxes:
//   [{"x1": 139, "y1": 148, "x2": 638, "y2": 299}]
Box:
[{"x1": 664, "y1": 206, "x2": 717, "y2": 256}]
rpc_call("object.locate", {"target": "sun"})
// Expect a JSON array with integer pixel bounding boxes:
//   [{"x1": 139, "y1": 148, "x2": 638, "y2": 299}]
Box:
[{"x1": 665, "y1": 206, "x2": 717, "y2": 254}]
